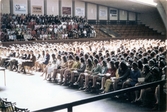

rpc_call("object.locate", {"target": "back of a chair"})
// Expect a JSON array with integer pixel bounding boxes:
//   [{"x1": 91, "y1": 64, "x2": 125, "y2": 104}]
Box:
[
  {"x1": 15, "y1": 106, "x2": 29, "y2": 112},
  {"x1": 0, "y1": 98, "x2": 14, "y2": 112},
  {"x1": 0, "y1": 98, "x2": 4, "y2": 107}
]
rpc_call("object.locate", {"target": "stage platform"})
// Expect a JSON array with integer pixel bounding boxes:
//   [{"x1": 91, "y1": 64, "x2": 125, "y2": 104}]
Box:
[{"x1": 0, "y1": 69, "x2": 153, "y2": 112}]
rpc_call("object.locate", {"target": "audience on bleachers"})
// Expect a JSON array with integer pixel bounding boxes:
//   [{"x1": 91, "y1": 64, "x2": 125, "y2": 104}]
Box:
[
  {"x1": 0, "y1": 39, "x2": 166, "y2": 110},
  {"x1": 0, "y1": 14, "x2": 96, "y2": 41}
]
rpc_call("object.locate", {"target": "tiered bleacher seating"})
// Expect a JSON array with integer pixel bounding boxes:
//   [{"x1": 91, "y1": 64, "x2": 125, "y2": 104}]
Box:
[
  {"x1": 94, "y1": 25, "x2": 109, "y2": 38},
  {"x1": 96, "y1": 24, "x2": 163, "y2": 38}
]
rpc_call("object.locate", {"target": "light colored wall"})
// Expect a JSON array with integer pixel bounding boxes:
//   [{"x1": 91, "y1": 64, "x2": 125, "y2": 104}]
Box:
[
  {"x1": 87, "y1": 3, "x2": 97, "y2": 20},
  {"x1": 157, "y1": 1, "x2": 167, "y2": 30},
  {"x1": 140, "y1": 11, "x2": 166, "y2": 34},
  {"x1": 110, "y1": 8, "x2": 118, "y2": 20},
  {"x1": 129, "y1": 12, "x2": 135, "y2": 21},
  {"x1": 61, "y1": 0, "x2": 72, "y2": 16},
  {"x1": 75, "y1": 0, "x2": 85, "y2": 17},
  {"x1": 13, "y1": 0, "x2": 28, "y2": 14},
  {"x1": 0, "y1": 1, "x2": 1, "y2": 13},
  {"x1": 30, "y1": 0, "x2": 44, "y2": 15},
  {"x1": 99, "y1": 6, "x2": 107, "y2": 20},
  {"x1": 119, "y1": 10, "x2": 127, "y2": 20},
  {"x1": 46, "y1": 0, "x2": 59, "y2": 16},
  {"x1": 1, "y1": 0, "x2": 10, "y2": 14}
]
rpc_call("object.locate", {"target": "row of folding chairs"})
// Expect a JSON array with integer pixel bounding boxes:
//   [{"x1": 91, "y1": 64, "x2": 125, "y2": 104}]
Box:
[{"x1": 0, "y1": 98, "x2": 29, "y2": 112}]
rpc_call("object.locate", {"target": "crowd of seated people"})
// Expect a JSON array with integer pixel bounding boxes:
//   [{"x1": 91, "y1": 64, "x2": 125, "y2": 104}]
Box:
[
  {"x1": 0, "y1": 39, "x2": 166, "y2": 110},
  {"x1": 0, "y1": 14, "x2": 96, "y2": 41}
]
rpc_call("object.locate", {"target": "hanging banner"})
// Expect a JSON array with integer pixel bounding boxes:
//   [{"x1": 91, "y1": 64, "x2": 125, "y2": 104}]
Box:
[
  {"x1": 14, "y1": 4, "x2": 27, "y2": 14},
  {"x1": 99, "y1": 9, "x2": 107, "y2": 17},
  {"x1": 75, "y1": 8, "x2": 84, "y2": 17},
  {"x1": 110, "y1": 10, "x2": 117, "y2": 17},
  {"x1": 62, "y1": 7, "x2": 71, "y2": 15},
  {"x1": 32, "y1": 6, "x2": 42, "y2": 14}
]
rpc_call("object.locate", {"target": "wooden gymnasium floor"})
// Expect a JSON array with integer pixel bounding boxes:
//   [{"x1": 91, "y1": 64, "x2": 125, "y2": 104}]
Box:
[{"x1": 0, "y1": 69, "x2": 153, "y2": 112}]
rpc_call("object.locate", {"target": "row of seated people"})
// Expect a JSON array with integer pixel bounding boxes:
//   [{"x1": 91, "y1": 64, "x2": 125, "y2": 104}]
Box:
[
  {"x1": 0, "y1": 98, "x2": 29, "y2": 112},
  {"x1": 1, "y1": 14, "x2": 96, "y2": 41},
  {"x1": 0, "y1": 39, "x2": 166, "y2": 111}
]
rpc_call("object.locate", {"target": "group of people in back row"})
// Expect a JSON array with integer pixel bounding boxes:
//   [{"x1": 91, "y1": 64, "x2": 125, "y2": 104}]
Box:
[
  {"x1": 0, "y1": 14, "x2": 96, "y2": 41},
  {"x1": 0, "y1": 39, "x2": 166, "y2": 110}
]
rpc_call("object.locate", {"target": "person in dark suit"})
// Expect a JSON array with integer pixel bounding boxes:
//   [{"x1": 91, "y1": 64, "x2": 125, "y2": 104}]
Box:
[
  {"x1": 9, "y1": 49, "x2": 19, "y2": 71},
  {"x1": 42, "y1": 50, "x2": 50, "y2": 72},
  {"x1": 22, "y1": 50, "x2": 36, "y2": 74}
]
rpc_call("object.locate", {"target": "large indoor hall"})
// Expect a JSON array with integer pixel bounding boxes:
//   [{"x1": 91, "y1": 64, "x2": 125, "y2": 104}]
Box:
[{"x1": 0, "y1": 0, "x2": 167, "y2": 112}]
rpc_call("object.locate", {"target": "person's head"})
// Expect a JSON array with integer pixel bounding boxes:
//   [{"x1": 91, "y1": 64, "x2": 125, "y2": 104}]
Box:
[
  {"x1": 110, "y1": 51, "x2": 115, "y2": 56},
  {"x1": 150, "y1": 51, "x2": 156, "y2": 58},
  {"x1": 57, "y1": 55, "x2": 61, "y2": 59},
  {"x1": 100, "y1": 56, "x2": 104, "y2": 61},
  {"x1": 151, "y1": 67, "x2": 160, "y2": 79},
  {"x1": 94, "y1": 58, "x2": 99, "y2": 65},
  {"x1": 69, "y1": 54, "x2": 73, "y2": 60},
  {"x1": 106, "y1": 52, "x2": 110, "y2": 57},
  {"x1": 107, "y1": 57, "x2": 110, "y2": 62},
  {"x1": 89, "y1": 55, "x2": 93, "y2": 62},
  {"x1": 128, "y1": 58, "x2": 133, "y2": 67},
  {"x1": 52, "y1": 54, "x2": 56, "y2": 59},
  {"x1": 84, "y1": 54, "x2": 89, "y2": 59},
  {"x1": 159, "y1": 55, "x2": 165, "y2": 61},
  {"x1": 27, "y1": 50, "x2": 30, "y2": 54},
  {"x1": 132, "y1": 62, "x2": 138, "y2": 70},
  {"x1": 158, "y1": 60, "x2": 166, "y2": 69},
  {"x1": 110, "y1": 60, "x2": 115, "y2": 69},
  {"x1": 46, "y1": 50, "x2": 49, "y2": 54},
  {"x1": 114, "y1": 61, "x2": 119, "y2": 69},
  {"x1": 119, "y1": 61, "x2": 127, "y2": 70},
  {"x1": 129, "y1": 52, "x2": 134, "y2": 57},
  {"x1": 62, "y1": 56, "x2": 67, "y2": 62},
  {"x1": 75, "y1": 56, "x2": 80, "y2": 61},
  {"x1": 102, "y1": 60, "x2": 107, "y2": 67},
  {"x1": 95, "y1": 54, "x2": 99, "y2": 60},
  {"x1": 87, "y1": 58, "x2": 92, "y2": 66},
  {"x1": 80, "y1": 57, "x2": 85, "y2": 63},
  {"x1": 42, "y1": 50, "x2": 45, "y2": 56},
  {"x1": 99, "y1": 52, "x2": 102, "y2": 57},
  {"x1": 80, "y1": 52, "x2": 83, "y2": 57},
  {"x1": 30, "y1": 50, "x2": 33, "y2": 55},
  {"x1": 143, "y1": 64, "x2": 150, "y2": 74},
  {"x1": 142, "y1": 57, "x2": 148, "y2": 64},
  {"x1": 137, "y1": 60, "x2": 143, "y2": 71},
  {"x1": 148, "y1": 59, "x2": 155, "y2": 67}
]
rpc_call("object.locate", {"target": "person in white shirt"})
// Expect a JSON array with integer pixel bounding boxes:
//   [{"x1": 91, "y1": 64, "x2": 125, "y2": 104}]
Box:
[
  {"x1": 47, "y1": 55, "x2": 61, "y2": 80},
  {"x1": 83, "y1": 29, "x2": 87, "y2": 37},
  {"x1": 9, "y1": 34, "x2": 13, "y2": 40},
  {"x1": 62, "y1": 32, "x2": 65, "y2": 39}
]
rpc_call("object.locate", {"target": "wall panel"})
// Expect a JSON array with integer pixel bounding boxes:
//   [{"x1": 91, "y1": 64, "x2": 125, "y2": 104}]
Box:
[
  {"x1": 99, "y1": 6, "x2": 107, "y2": 20},
  {"x1": 61, "y1": 0, "x2": 72, "y2": 16},
  {"x1": 119, "y1": 10, "x2": 127, "y2": 20},
  {"x1": 110, "y1": 8, "x2": 118, "y2": 20},
  {"x1": 87, "y1": 3, "x2": 96, "y2": 20},
  {"x1": 30, "y1": 0, "x2": 44, "y2": 15},
  {"x1": 75, "y1": 0, "x2": 85, "y2": 17},
  {"x1": 1, "y1": 0, "x2": 10, "y2": 14},
  {"x1": 129, "y1": 12, "x2": 135, "y2": 21},
  {"x1": 47, "y1": 0, "x2": 59, "y2": 16},
  {"x1": 13, "y1": 0, "x2": 28, "y2": 14}
]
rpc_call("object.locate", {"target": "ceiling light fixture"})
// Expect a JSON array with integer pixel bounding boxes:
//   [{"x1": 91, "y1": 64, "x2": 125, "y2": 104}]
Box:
[{"x1": 130, "y1": 0, "x2": 157, "y2": 6}]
